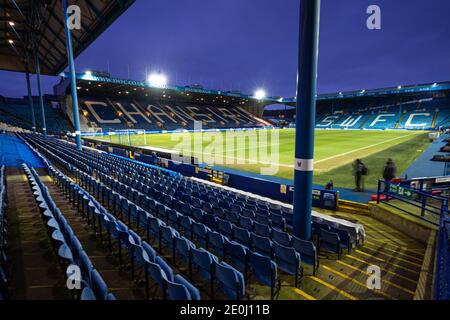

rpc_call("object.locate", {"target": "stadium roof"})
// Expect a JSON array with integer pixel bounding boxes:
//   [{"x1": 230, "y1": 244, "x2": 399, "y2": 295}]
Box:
[
  {"x1": 0, "y1": 0, "x2": 135, "y2": 75},
  {"x1": 57, "y1": 72, "x2": 280, "y2": 107}
]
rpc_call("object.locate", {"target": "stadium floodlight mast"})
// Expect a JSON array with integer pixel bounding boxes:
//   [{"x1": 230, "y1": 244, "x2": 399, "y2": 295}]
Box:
[
  {"x1": 147, "y1": 72, "x2": 168, "y2": 88},
  {"x1": 254, "y1": 89, "x2": 267, "y2": 100}
]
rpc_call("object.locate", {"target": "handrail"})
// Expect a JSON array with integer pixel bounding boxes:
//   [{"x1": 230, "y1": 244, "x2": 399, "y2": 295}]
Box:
[{"x1": 377, "y1": 180, "x2": 448, "y2": 226}]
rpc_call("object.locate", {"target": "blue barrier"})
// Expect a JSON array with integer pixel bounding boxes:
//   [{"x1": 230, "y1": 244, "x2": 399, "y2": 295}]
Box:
[
  {"x1": 435, "y1": 215, "x2": 450, "y2": 300},
  {"x1": 376, "y1": 180, "x2": 448, "y2": 225}
]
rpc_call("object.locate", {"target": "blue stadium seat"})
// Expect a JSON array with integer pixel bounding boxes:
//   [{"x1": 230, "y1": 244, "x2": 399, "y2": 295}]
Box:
[
  {"x1": 232, "y1": 226, "x2": 251, "y2": 247},
  {"x1": 272, "y1": 228, "x2": 292, "y2": 247},
  {"x1": 251, "y1": 233, "x2": 273, "y2": 258},
  {"x1": 319, "y1": 229, "x2": 342, "y2": 259},
  {"x1": 207, "y1": 230, "x2": 226, "y2": 259},
  {"x1": 224, "y1": 239, "x2": 247, "y2": 275},
  {"x1": 292, "y1": 236, "x2": 319, "y2": 275},
  {"x1": 214, "y1": 261, "x2": 246, "y2": 300},
  {"x1": 253, "y1": 222, "x2": 271, "y2": 238},
  {"x1": 247, "y1": 251, "x2": 279, "y2": 300},
  {"x1": 273, "y1": 242, "x2": 302, "y2": 287}
]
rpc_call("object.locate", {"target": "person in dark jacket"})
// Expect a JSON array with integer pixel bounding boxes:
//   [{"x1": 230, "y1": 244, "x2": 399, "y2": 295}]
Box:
[
  {"x1": 353, "y1": 159, "x2": 368, "y2": 192},
  {"x1": 383, "y1": 158, "x2": 396, "y2": 181}
]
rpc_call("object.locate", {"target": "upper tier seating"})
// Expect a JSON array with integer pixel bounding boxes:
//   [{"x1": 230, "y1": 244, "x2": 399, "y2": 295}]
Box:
[{"x1": 0, "y1": 101, "x2": 68, "y2": 134}]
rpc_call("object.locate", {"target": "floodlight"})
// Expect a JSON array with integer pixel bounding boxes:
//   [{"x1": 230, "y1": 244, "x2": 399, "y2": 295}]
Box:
[
  {"x1": 9, "y1": 21, "x2": 15, "y2": 26},
  {"x1": 147, "y1": 72, "x2": 168, "y2": 87},
  {"x1": 254, "y1": 89, "x2": 267, "y2": 100},
  {"x1": 8, "y1": 39, "x2": 14, "y2": 44}
]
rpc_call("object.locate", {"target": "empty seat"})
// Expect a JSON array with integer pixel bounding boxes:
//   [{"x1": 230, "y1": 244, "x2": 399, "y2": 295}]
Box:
[
  {"x1": 319, "y1": 229, "x2": 342, "y2": 259},
  {"x1": 214, "y1": 261, "x2": 245, "y2": 300},
  {"x1": 217, "y1": 218, "x2": 233, "y2": 238},
  {"x1": 192, "y1": 222, "x2": 208, "y2": 247},
  {"x1": 247, "y1": 251, "x2": 279, "y2": 300},
  {"x1": 273, "y1": 242, "x2": 302, "y2": 287},
  {"x1": 251, "y1": 233, "x2": 273, "y2": 258},
  {"x1": 253, "y1": 222, "x2": 271, "y2": 238},
  {"x1": 272, "y1": 228, "x2": 292, "y2": 247},
  {"x1": 190, "y1": 247, "x2": 217, "y2": 296},
  {"x1": 207, "y1": 230, "x2": 226, "y2": 259},
  {"x1": 238, "y1": 216, "x2": 254, "y2": 231},
  {"x1": 292, "y1": 236, "x2": 319, "y2": 275},
  {"x1": 330, "y1": 227, "x2": 356, "y2": 253},
  {"x1": 166, "y1": 274, "x2": 201, "y2": 300},
  {"x1": 224, "y1": 239, "x2": 247, "y2": 274},
  {"x1": 232, "y1": 226, "x2": 251, "y2": 247}
]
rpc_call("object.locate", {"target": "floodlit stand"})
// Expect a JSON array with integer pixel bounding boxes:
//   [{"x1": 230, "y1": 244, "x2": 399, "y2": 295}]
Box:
[{"x1": 293, "y1": 0, "x2": 321, "y2": 240}]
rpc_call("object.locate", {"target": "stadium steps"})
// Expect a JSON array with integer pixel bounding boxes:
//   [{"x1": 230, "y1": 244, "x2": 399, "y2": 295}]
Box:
[
  {"x1": 338, "y1": 200, "x2": 370, "y2": 215},
  {"x1": 6, "y1": 167, "x2": 70, "y2": 300},
  {"x1": 304, "y1": 211, "x2": 427, "y2": 300},
  {"x1": 38, "y1": 172, "x2": 147, "y2": 300}
]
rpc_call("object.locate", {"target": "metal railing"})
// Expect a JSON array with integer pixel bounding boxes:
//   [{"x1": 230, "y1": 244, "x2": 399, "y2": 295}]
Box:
[{"x1": 377, "y1": 180, "x2": 448, "y2": 225}]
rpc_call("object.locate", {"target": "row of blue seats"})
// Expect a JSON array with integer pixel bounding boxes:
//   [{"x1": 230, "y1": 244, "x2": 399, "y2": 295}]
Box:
[
  {"x1": 25, "y1": 134, "x2": 352, "y2": 265},
  {"x1": 22, "y1": 163, "x2": 116, "y2": 300},
  {"x1": 75, "y1": 169, "x2": 279, "y2": 299},
  {"x1": 22, "y1": 135, "x2": 202, "y2": 300},
  {"x1": 22, "y1": 132, "x2": 356, "y2": 288},
  {"x1": 52, "y1": 161, "x2": 256, "y2": 300},
  {"x1": 50, "y1": 166, "x2": 202, "y2": 300},
  {"x1": 25, "y1": 133, "x2": 360, "y2": 255},
  {"x1": 75, "y1": 166, "x2": 302, "y2": 300},
  {"x1": 0, "y1": 165, "x2": 8, "y2": 300},
  {"x1": 104, "y1": 170, "x2": 355, "y2": 260},
  {"x1": 95, "y1": 170, "x2": 318, "y2": 276},
  {"x1": 118, "y1": 173, "x2": 292, "y2": 230}
]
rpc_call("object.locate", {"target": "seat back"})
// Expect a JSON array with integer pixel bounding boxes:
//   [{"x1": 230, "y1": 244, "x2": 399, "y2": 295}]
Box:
[{"x1": 214, "y1": 261, "x2": 245, "y2": 300}]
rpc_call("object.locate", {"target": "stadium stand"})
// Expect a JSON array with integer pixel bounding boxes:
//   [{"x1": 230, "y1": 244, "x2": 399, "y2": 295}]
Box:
[
  {"x1": 268, "y1": 94, "x2": 450, "y2": 130},
  {"x1": 0, "y1": 96, "x2": 69, "y2": 134},
  {"x1": 78, "y1": 95, "x2": 265, "y2": 131},
  {"x1": 16, "y1": 133, "x2": 368, "y2": 300}
]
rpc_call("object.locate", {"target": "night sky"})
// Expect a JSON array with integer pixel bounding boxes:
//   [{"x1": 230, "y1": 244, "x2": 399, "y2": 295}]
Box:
[{"x1": 1, "y1": 0, "x2": 450, "y2": 99}]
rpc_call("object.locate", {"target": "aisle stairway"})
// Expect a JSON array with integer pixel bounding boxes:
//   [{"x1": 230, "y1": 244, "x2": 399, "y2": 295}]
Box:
[
  {"x1": 6, "y1": 167, "x2": 69, "y2": 299},
  {"x1": 38, "y1": 171, "x2": 147, "y2": 300}
]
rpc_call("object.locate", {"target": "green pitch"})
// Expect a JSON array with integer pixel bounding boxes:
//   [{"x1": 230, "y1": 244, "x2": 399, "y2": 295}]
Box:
[{"x1": 89, "y1": 129, "x2": 431, "y2": 190}]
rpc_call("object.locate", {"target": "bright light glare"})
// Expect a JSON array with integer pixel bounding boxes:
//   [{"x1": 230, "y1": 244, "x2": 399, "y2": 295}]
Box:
[
  {"x1": 9, "y1": 21, "x2": 15, "y2": 26},
  {"x1": 254, "y1": 89, "x2": 266, "y2": 100},
  {"x1": 147, "y1": 73, "x2": 168, "y2": 87},
  {"x1": 85, "y1": 70, "x2": 92, "y2": 76},
  {"x1": 8, "y1": 39, "x2": 14, "y2": 44}
]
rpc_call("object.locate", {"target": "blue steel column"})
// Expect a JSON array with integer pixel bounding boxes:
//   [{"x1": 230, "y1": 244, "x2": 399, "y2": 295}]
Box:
[
  {"x1": 62, "y1": 0, "x2": 82, "y2": 151},
  {"x1": 293, "y1": 0, "x2": 321, "y2": 240},
  {"x1": 33, "y1": 40, "x2": 47, "y2": 136},
  {"x1": 25, "y1": 67, "x2": 37, "y2": 132}
]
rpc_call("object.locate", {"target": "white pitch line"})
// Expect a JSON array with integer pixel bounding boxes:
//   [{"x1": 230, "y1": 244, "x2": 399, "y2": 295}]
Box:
[
  {"x1": 140, "y1": 132, "x2": 418, "y2": 169},
  {"x1": 314, "y1": 132, "x2": 418, "y2": 164}
]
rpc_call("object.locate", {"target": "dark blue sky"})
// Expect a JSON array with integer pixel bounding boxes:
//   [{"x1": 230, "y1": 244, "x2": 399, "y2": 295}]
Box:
[{"x1": 1, "y1": 0, "x2": 450, "y2": 98}]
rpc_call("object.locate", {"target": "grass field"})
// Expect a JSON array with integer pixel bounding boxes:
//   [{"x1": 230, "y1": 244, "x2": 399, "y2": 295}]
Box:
[{"x1": 89, "y1": 129, "x2": 431, "y2": 190}]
